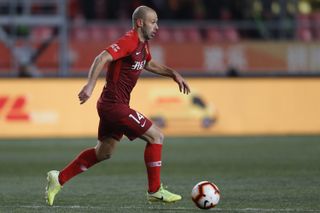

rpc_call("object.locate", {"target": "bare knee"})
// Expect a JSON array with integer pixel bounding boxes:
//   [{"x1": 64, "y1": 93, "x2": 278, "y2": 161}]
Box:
[
  {"x1": 95, "y1": 146, "x2": 112, "y2": 161},
  {"x1": 141, "y1": 124, "x2": 165, "y2": 144},
  {"x1": 151, "y1": 131, "x2": 164, "y2": 144},
  {"x1": 95, "y1": 138, "x2": 117, "y2": 161},
  {"x1": 96, "y1": 152, "x2": 111, "y2": 161}
]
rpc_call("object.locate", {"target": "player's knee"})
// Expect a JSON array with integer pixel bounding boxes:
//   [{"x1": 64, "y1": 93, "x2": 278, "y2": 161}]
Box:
[
  {"x1": 97, "y1": 153, "x2": 112, "y2": 161},
  {"x1": 159, "y1": 131, "x2": 164, "y2": 143},
  {"x1": 103, "y1": 153, "x2": 112, "y2": 160},
  {"x1": 154, "y1": 131, "x2": 164, "y2": 144},
  {"x1": 95, "y1": 146, "x2": 112, "y2": 161}
]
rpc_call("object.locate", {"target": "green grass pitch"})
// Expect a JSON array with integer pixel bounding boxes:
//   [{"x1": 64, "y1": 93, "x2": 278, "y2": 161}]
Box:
[{"x1": 0, "y1": 136, "x2": 319, "y2": 212}]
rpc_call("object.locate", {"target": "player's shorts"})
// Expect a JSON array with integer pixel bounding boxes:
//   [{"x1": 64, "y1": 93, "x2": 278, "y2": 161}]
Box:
[{"x1": 97, "y1": 103, "x2": 152, "y2": 141}]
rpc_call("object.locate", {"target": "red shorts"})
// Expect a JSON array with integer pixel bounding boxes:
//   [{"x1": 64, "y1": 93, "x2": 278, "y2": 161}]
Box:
[{"x1": 97, "y1": 103, "x2": 152, "y2": 141}]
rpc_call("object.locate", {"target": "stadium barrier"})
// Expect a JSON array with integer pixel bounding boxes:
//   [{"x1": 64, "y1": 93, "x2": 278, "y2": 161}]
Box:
[
  {"x1": 1, "y1": 78, "x2": 320, "y2": 138},
  {"x1": 1, "y1": 41, "x2": 320, "y2": 76}
]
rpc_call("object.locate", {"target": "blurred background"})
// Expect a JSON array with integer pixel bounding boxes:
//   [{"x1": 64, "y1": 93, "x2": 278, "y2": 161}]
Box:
[
  {"x1": 1, "y1": 0, "x2": 320, "y2": 77},
  {"x1": 1, "y1": 0, "x2": 320, "y2": 138}
]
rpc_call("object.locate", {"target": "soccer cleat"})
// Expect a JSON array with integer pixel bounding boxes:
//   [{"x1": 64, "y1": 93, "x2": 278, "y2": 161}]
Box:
[
  {"x1": 45, "y1": 170, "x2": 62, "y2": 206},
  {"x1": 147, "y1": 184, "x2": 182, "y2": 203}
]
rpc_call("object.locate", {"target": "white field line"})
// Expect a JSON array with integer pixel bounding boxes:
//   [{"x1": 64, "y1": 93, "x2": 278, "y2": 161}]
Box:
[{"x1": 1, "y1": 205, "x2": 319, "y2": 212}]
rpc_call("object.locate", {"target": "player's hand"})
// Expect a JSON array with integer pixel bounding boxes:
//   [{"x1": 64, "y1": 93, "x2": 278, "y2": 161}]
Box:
[
  {"x1": 78, "y1": 84, "x2": 93, "y2": 104},
  {"x1": 174, "y1": 73, "x2": 191, "y2": 95}
]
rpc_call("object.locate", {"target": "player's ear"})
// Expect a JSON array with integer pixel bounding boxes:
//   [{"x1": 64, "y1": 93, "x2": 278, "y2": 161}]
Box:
[{"x1": 137, "y1": 19, "x2": 143, "y2": 27}]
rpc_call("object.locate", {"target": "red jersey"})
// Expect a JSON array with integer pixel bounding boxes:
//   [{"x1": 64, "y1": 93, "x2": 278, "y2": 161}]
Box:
[{"x1": 98, "y1": 29, "x2": 152, "y2": 105}]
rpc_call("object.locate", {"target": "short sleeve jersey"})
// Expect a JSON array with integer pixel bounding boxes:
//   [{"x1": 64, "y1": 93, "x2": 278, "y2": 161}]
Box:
[{"x1": 98, "y1": 29, "x2": 152, "y2": 105}]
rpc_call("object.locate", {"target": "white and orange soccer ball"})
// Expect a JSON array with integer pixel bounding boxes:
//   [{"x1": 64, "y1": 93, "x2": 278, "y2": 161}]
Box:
[{"x1": 191, "y1": 181, "x2": 220, "y2": 209}]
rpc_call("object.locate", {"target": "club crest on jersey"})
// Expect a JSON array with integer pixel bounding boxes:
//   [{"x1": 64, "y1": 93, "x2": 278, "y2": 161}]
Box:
[{"x1": 131, "y1": 60, "x2": 146, "y2": 70}]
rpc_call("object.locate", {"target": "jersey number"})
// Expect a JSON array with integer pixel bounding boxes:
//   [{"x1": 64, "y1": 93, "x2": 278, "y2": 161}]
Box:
[{"x1": 129, "y1": 112, "x2": 146, "y2": 127}]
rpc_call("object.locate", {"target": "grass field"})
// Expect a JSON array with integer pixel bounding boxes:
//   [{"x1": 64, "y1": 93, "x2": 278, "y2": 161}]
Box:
[{"x1": 0, "y1": 136, "x2": 319, "y2": 213}]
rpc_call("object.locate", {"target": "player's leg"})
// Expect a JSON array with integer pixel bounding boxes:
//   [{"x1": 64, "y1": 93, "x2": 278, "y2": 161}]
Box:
[
  {"x1": 140, "y1": 124, "x2": 182, "y2": 203},
  {"x1": 58, "y1": 137, "x2": 118, "y2": 185},
  {"x1": 95, "y1": 137, "x2": 118, "y2": 161},
  {"x1": 140, "y1": 124, "x2": 163, "y2": 193},
  {"x1": 122, "y1": 109, "x2": 161, "y2": 193},
  {"x1": 46, "y1": 137, "x2": 118, "y2": 206},
  {"x1": 124, "y1": 108, "x2": 181, "y2": 202}
]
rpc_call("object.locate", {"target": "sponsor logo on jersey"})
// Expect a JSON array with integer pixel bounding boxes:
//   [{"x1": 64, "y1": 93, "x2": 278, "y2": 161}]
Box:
[{"x1": 131, "y1": 60, "x2": 146, "y2": 70}]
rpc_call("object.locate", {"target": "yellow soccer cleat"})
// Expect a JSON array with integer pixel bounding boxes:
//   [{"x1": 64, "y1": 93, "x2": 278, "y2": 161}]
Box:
[
  {"x1": 45, "y1": 170, "x2": 62, "y2": 206},
  {"x1": 147, "y1": 184, "x2": 182, "y2": 203}
]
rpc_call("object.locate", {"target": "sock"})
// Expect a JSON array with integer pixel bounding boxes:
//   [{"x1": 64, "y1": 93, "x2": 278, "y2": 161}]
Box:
[
  {"x1": 58, "y1": 148, "x2": 99, "y2": 185},
  {"x1": 144, "y1": 143, "x2": 162, "y2": 193}
]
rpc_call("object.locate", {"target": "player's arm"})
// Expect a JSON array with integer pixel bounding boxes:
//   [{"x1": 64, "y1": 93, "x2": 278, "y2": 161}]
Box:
[
  {"x1": 78, "y1": 50, "x2": 113, "y2": 104},
  {"x1": 145, "y1": 59, "x2": 191, "y2": 94}
]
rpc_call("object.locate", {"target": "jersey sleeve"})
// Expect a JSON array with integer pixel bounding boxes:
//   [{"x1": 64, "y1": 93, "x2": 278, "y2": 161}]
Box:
[{"x1": 105, "y1": 35, "x2": 136, "y2": 60}]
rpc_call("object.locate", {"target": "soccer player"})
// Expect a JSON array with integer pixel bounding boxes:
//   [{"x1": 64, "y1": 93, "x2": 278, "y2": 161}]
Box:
[{"x1": 46, "y1": 5, "x2": 190, "y2": 206}]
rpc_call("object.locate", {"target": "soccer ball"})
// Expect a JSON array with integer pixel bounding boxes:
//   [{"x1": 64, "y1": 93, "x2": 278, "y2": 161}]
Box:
[{"x1": 191, "y1": 181, "x2": 220, "y2": 209}]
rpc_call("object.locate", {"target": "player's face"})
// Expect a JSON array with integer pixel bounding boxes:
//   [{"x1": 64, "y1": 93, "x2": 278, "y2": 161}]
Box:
[{"x1": 142, "y1": 11, "x2": 159, "y2": 40}]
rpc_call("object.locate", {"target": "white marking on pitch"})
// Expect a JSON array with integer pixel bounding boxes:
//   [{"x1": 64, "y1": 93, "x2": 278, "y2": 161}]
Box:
[{"x1": 7, "y1": 206, "x2": 320, "y2": 212}]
